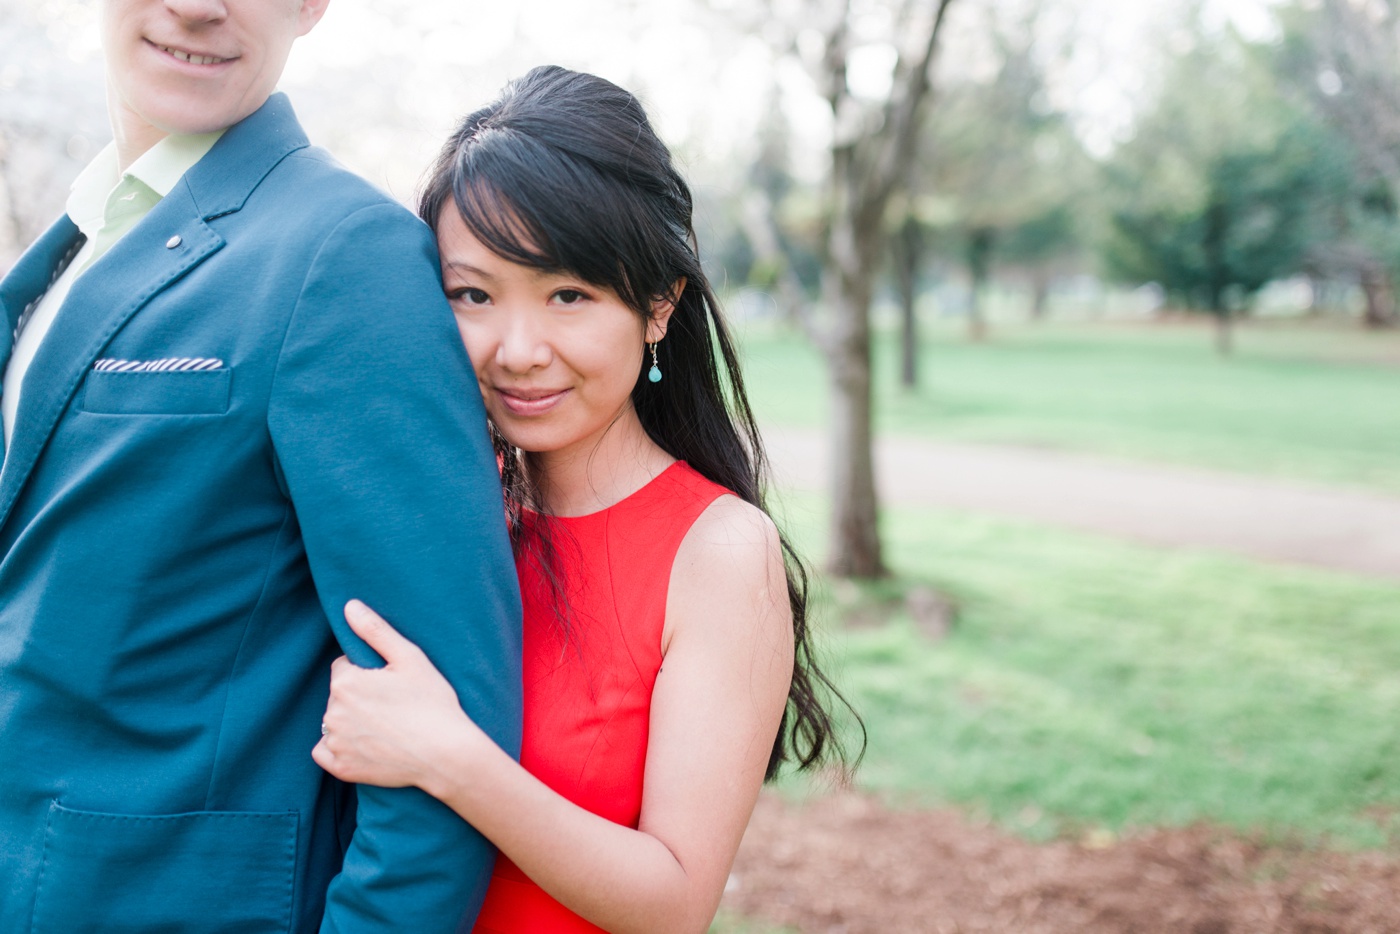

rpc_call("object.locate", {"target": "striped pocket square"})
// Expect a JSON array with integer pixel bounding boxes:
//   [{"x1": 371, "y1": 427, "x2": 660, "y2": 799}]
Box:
[{"x1": 93, "y1": 357, "x2": 225, "y2": 373}]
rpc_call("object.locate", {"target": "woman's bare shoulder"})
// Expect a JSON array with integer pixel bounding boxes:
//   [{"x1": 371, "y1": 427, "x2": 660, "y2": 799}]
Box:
[
  {"x1": 683, "y1": 493, "x2": 781, "y2": 555},
  {"x1": 664, "y1": 494, "x2": 791, "y2": 649}
]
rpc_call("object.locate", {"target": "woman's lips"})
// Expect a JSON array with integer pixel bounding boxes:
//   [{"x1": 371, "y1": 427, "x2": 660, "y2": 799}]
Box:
[{"x1": 494, "y1": 388, "x2": 570, "y2": 417}]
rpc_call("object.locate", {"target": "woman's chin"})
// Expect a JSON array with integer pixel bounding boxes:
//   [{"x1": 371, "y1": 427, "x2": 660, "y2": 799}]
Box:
[{"x1": 491, "y1": 422, "x2": 563, "y2": 456}]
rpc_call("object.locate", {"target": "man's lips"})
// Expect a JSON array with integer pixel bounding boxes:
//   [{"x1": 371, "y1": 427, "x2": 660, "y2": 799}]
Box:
[
  {"x1": 148, "y1": 40, "x2": 236, "y2": 66},
  {"x1": 494, "y1": 387, "x2": 570, "y2": 416}
]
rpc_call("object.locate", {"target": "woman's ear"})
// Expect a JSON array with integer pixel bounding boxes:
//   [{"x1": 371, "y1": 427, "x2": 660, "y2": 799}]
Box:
[{"x1": 646, "y1": 278, "x2": 686, "y2": 343}]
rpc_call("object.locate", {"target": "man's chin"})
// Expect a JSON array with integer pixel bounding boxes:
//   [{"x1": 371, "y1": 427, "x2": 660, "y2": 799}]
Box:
[
  {"x1": 130, "y1": 85, "x2": 271, "y2": 137},
  {"x1": 142, "y1": 94, "x2": 269, "y2": 138}
]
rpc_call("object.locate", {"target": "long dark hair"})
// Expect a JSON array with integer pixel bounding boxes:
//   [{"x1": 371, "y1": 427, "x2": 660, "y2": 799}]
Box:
[{"x1": 420, "y1": 65, "x2": 861, "y2": 780}]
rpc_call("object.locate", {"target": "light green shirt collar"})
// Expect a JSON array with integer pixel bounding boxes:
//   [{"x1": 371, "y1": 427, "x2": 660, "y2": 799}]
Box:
[{"x1": 66, "y1": 131, "x2": 225, "y2": 239}]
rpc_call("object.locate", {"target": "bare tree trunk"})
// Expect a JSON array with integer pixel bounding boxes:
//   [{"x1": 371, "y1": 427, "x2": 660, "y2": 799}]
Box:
[
  {"x1": 895, "y1": 213, "x2": 919, "y2": 390},
  {"x1": 823, "y1": 212, "x2": 885, "y2": 578},
  {"x1": 1204, "y1": 200, "x2": 1231, "y2": 355},
  {"x1": 1030, "y1": 269, "x2": 1050, "y2": 320},
  {"x1": 1214, "y1": 308, "x2": 1233, "y2": 356},
  {"x1": 826, "y1": 306, "x2": 882, "y2": 577},
  {"x1": 758, "y1": 0, "x2": 956, "y2": 580},
  {"x1": 1359, "y1": 263, "x2": 1399, "y2": 328},
  {"x1": 966, "y1": 227, "x2": 994, "y2": 341}
]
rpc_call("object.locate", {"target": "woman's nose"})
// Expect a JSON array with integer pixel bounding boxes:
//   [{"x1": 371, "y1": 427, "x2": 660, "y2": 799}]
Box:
[{"x1": 494, "y1": 313, "x2": 552, "y2": 373}]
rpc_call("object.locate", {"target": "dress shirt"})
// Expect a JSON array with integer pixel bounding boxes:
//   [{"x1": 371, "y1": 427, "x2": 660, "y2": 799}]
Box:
[{"x1": 2, "y1": 131, "x2": 223, "y2": 450}]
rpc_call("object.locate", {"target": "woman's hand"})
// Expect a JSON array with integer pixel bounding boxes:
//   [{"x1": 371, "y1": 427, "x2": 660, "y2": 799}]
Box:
[{"x1": 312, "y1": 599, "x2": 486, "y2": 792}]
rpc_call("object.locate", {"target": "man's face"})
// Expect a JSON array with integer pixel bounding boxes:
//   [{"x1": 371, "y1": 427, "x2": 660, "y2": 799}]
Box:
[{"x1": 102, "y1": 0, "x2": 328, "y2": 142}]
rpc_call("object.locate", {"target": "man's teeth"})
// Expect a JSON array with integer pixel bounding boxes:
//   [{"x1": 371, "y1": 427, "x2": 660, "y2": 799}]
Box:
[{"x1": 158, "y1": 45, "x2": 227, "y2": 65}]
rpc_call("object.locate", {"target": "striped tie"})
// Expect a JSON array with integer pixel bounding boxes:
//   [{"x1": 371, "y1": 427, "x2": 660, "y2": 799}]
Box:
[{"x1": 12, "y1": 236, "x2": 86, "y2": 346}]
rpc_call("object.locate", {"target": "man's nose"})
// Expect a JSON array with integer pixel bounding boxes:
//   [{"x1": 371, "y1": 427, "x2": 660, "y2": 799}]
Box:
[{"x1": 163, "y1": 0, "x2": 228, "y2": 26}]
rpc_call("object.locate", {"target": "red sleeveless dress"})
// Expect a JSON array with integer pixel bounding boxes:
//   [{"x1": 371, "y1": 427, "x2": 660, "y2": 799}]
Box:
[{"x1": 472, "y1": 461, "x2": 730, "y2": 933}]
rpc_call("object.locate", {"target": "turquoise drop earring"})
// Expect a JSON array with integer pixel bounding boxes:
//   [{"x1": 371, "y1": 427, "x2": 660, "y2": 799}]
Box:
[{"x1": 648, "y1": 341, "x2": 663, "y2": 383}]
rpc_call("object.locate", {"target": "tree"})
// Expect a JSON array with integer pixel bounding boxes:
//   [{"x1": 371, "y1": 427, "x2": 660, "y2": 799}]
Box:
[
  {"x1": 905, "y1": 4, "x2": 1091, "y2": 344},
  {"x1": 1108, "y1": 131, "x2": 1327, "y2": 352},
  {"x1": 1000, "y1": 204, "x2": 1081, "y2": 320},
  {"x1": 741, "y1": 0, "x2": 959, "y2": 578},
  {"x1": 1101, "y1": 24, "x2": 1333, "y2": 352},
  {"x1": 1273, "y1": 0, "x2": 1400, "y2": 327},
  {"x1": 891, "y1": 207, "x2": 925, "y2": 388}
]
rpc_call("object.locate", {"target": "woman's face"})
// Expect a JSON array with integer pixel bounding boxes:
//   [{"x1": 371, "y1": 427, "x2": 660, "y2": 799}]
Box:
[{"x1": 437, "y1": 208, "x2": 670, "y2": 459}]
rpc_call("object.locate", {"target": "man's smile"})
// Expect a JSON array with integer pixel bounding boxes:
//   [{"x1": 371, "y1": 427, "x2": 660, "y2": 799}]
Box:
[{"x1": 149, "y1": 41, "x2": 235, "y2": 66}]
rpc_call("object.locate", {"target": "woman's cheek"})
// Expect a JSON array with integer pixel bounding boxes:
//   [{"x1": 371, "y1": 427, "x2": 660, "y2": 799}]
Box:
[{"x1": 456, "y1": 322, "x2": 495, "y2": 373}]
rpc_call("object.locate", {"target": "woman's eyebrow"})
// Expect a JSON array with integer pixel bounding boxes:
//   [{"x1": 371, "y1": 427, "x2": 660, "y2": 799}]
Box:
[
  {"x1": 443, "y1": 261, "x2": 496, "y2": 279},
  {"x1": 444, "y1": 260, "x2": 576, "y2": 284}
]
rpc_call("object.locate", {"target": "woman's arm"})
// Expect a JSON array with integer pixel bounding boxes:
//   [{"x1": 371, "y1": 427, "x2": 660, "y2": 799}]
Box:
[{"x1": 313, "y1": 495, "x2": 794, "y2": 934}]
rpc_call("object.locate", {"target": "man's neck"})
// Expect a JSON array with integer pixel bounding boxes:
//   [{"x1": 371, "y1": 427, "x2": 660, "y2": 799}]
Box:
[
  {"x1": 107, "y1": 90, "x2": 170, "y2": 174},
  {"x1": 112, "y1": 124, "x2": 168, "y2": 176},
  {"x1": 112, "y1": 128, "x2": 166, "y2": 176}
]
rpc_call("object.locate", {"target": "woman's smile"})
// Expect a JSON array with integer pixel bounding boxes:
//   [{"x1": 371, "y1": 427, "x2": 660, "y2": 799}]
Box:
[{"x1": 492, "y1": 386, "x2": 571, "y2": 417}]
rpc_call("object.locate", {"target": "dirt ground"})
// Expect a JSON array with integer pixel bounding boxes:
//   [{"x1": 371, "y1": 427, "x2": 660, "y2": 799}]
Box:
[{"x1": 721, "y1": 792, "x2": 1400, "y2": 933}]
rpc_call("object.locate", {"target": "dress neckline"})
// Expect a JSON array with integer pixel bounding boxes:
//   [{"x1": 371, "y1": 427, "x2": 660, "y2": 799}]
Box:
[{"x1": 534, "y1": 460, "x2": 685, "y2": 522}]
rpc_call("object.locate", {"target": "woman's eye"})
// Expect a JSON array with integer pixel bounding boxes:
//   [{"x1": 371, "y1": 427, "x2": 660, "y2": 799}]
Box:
[
  {"x1": 553, "y1": 289, "x2": 587, "y2": 305},
  {"x1": 449, "y1": 287, "x2": 491, "y2": 305}
]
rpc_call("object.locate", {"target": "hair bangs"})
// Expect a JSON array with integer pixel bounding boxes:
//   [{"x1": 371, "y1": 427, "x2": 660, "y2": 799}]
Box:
[
  {"x1": 450, "y1": 131, "x2": 663, "y2": 313},
  {"x1": 450, "y1": 143, "x2": 557, "y2": 271}
]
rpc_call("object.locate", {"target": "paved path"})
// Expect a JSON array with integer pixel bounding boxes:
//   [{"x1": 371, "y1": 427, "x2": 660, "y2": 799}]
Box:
[{"x1": 763, "y1": 427, "x2": 1400, "y2": 581}]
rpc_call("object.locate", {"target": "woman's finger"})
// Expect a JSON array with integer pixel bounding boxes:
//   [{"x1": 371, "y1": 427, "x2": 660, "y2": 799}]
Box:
[
  {"x1": 311, "y1": 738, "x2": 335, "y2": 773},
  {"x1": 343, "y1": 599, "x2": 424, "y2": 667}
]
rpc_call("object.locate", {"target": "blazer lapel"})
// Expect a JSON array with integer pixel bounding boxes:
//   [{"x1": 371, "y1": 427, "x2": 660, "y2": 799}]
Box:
[
  {"x1": 0, "y1": 217, "x2": 83, "y2": 371},
  {"x1": 0, "y1": 92, "x2": 311, "y2": 532},
  {"x1": 0, "y1": 190, "x2": 224, "y2": 528}
]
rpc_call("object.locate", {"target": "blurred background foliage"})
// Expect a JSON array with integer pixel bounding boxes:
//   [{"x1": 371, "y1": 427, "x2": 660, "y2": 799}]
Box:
[
  {"x1": 6, "y1": 2, "x2": 1400, "y2": 913},
  {"x1": 12, "y1": 0, "x2": 1400, "y2": 341}
]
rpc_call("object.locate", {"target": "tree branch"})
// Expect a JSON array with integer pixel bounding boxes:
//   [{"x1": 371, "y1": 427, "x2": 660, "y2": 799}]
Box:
[
  {"x1": 861, "y1": 0, "x2": 958, "y2": 214},
  {"x1": 739, "y1": 190, "x2": 834, "y2": 353}
]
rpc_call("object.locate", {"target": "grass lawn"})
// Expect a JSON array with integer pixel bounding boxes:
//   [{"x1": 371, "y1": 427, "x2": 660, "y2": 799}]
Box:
[
  {"x1": 709, "y1": 913, "x2": 797, "y2": 934},
  {"x1": 766, "y1": 491, "x2": 1400, "y2": 850},
  {"x1": 737, "y1": 318, "x2": 1400, "y2": 494},
  {"x1": 709, "y1": 317, "x2": 1400, "y2": 932}
]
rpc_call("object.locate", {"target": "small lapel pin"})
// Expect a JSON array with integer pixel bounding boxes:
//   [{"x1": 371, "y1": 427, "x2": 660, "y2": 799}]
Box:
[{"x1": 166, "y1": 235, "x2": 182, "y2": 249}]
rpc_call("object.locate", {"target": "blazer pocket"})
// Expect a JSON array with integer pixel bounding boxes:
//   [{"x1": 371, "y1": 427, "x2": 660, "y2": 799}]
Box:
[
  {"x1": 30, "y1": 801, "x2": 297, "y2": 934},
  {"x1": 81, "y1": 368, "x2": 231, "y2": 416}
]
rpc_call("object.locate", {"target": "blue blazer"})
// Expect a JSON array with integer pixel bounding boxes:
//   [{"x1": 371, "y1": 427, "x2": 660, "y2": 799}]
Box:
[{"x1": 0, "y1": 95, "x2": 522, "y2": 933}]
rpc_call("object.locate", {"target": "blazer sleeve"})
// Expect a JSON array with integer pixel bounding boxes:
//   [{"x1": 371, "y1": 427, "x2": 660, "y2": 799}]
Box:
[{"x1": 266, "y1": 202, "x2": 522, "y2": 933}]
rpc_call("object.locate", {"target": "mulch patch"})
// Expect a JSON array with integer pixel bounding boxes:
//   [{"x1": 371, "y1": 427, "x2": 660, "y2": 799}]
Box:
[{"x1": 721, "y1": 792, "x2": 1400, "y2": 933}]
